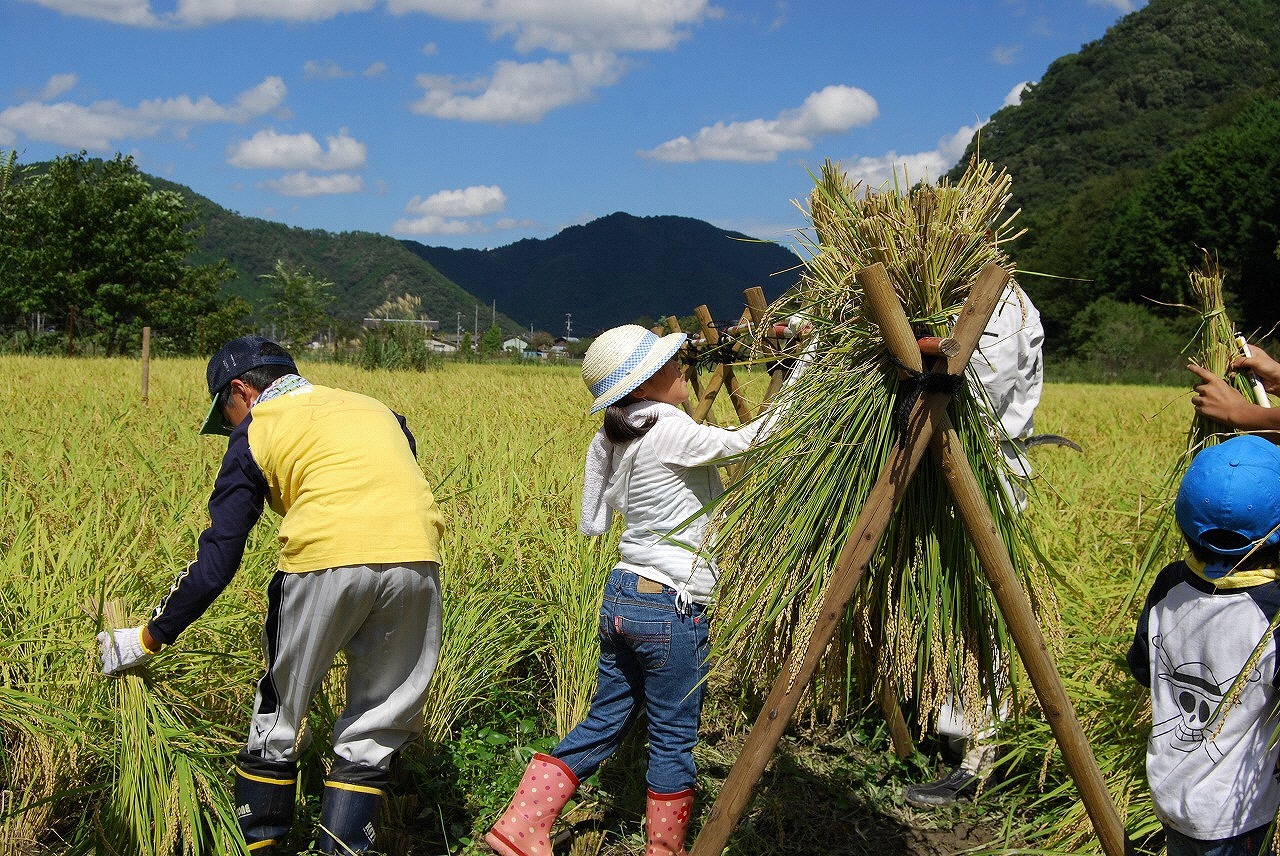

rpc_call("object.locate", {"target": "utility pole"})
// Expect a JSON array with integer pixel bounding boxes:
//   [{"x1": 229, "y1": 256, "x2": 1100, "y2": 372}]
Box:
[
  {"x1": 491, "y1": 300, "x2": 496, "y2": 327},
  {"x1": 456, "y1": 311, "x2": 462, "y2": 341},
  {"x1": 565, "y1": 313, "x2": 573, "y2": 339}
]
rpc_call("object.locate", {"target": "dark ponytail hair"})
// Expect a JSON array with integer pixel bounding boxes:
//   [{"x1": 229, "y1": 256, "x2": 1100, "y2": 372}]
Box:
[{"x1": 603, "y1": 396, "x2": 658, "y2": 444}]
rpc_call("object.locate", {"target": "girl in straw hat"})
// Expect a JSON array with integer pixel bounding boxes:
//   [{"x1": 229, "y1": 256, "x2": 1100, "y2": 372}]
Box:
[{"x1": 487, "y1": 323, "x2": 799, "y2": 856}]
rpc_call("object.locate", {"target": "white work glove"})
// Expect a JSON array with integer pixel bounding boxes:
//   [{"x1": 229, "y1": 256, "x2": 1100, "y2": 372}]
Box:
[
  {"x1": 785, "y1": 314, "x2": 810, "y2": 336},
  {"x1": 98, "y1": 626, "x2": 156, "y2": 675}
]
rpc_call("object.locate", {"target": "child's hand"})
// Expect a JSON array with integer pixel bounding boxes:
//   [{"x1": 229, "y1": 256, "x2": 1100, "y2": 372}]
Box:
[
  {"x1": 1233, "y1": 343, "x2": 1280, "y2": 394},
  {"x1": 1188, "y1": 363, "x2": 1255, "y2": 427}
]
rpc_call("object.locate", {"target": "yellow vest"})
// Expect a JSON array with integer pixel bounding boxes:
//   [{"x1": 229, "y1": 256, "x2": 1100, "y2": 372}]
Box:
[{"x1": 247, "y1": 385, "x2": 443, "y2": 572}]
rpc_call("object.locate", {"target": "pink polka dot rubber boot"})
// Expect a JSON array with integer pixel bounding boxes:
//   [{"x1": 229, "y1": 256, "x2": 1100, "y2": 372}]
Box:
[
  {"x1": 644, "y1": 788, "x2": 695, "y2": 856},
  {"x1": 485, "y1": 753, "x2": 579, "y2": 856}
]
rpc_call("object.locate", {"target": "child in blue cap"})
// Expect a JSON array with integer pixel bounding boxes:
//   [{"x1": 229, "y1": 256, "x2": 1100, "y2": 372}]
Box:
[{"x1": 1128, "y1": 434, "x2": 1280, "y2": 856}]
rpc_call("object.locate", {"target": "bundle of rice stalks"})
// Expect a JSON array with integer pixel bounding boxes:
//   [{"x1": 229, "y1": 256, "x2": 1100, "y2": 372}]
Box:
[
  {"x1": 710, "y1": 157, "x2": 1058, "y2": 735},
  {"x1": 1128, "y1": 250, "x2": 1264, "y2": 606},
  {"x1": 92, "y1": 600, "x2": 245, "y2": 856}
]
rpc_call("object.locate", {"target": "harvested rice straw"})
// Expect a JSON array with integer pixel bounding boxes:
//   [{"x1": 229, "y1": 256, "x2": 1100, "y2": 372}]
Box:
[
  {"x1": 710, "y1": 157, "x2": 1057, "y2": 736},
  {"x1": 1125, "y1": 250, "x2": 1265, "y2": 614},
  {"x1": 99, "y1": 599, "x2": 243, "y2": 856}
]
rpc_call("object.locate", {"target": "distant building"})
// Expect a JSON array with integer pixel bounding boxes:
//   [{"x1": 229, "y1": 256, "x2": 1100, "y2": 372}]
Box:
[{"x1": 503, "y1": 337, "x2": 529, "y2": 353}]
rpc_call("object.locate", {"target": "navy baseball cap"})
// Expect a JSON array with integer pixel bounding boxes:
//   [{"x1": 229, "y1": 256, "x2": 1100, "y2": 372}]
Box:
[
  {"x1": 1176, "y1": 434, "x2": 1280, "y2": 578},
  {"x1": 200, "y1": 335, "x2": 296, "y2": 436}
]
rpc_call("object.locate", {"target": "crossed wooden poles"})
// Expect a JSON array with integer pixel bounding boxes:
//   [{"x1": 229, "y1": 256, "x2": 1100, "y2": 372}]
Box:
[{"x1": 670, "y1": 263, "x2": 1131, "y2": 856}]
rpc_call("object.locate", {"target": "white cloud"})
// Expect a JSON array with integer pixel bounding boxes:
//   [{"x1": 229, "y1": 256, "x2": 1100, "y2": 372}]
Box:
[
  {"x1": 261, "y1": 171, "x2": 364, "y2": 196},
  {"x1": 0, "y1": 100, "x2": 160, "y2": 149},
  {"x1": 20, "y1": 0, "x2": 161, "y2": 26},
  {"x1": 388, "y1": 0, "x2": 713, "y2": 54},
  {"x1": 39, "y1": 73, "x2": 78, "y2": 100},
  {"x1": 364, "y1": 61, "x2": 388, "y2": 77},
  {"x1": 990, "y1": 44, "x2": 1021, "y2": 65},
  {"x1": 174, "y1": 0, "x2": 377, "y2": 26},
  {"x1": 392, "y1": 183, "x2": 514, "y2": 235},
  {"x1": 131, "y1": 77, "x2": 287, "y2": 124},
  {"x1": 0, "y1": 126, "x2": 17, "y2": 147},
  {"x1": 228, "y1": 128, "x2": 367, "y2": 170},
  {"x1": 232, "y1": 77, "x2": 290, "y2": 116},
  {"x1": 412, "y1": 52, "x2": 625, "y2": 122},
  {"x1": 390, "y1": 213, "x2": 490, "y2": 236},
  {"x1": 405, "y1": 185, "x2": 506, "y2": 217},
  {"x1": 1003, "y1": 81, "x2": 1031, "y2": 107},
  {"x1": 638, "y1": 84, "x2": 878, "y2": 163},
  {"x1": 1086, "y1": 0, "x2": 1140, "y2": 11},
  {"x1": 843, "y1": 122, "x2": 983, "y2": 192},
  {"x1": 0, "y1": 76, "x2": 285, "y2": 150},
  {"x1": 304, "y1": 59, "x2": 354, "y2": 80},
  {"x1": 778, "y1": 85, "x2": 879, "y2": 135}
]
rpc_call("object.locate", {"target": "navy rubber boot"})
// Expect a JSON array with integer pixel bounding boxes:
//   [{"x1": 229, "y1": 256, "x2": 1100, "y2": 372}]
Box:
[
  {"x1": 314, "y1": 758, "x2": 390, "y2": 854},
  {"x1": 233, "y1": 751, "x2": 297, "y2": 854}
]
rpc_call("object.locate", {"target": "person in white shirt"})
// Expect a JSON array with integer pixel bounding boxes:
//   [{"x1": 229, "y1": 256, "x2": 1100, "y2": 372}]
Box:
[
  {"x1": 903, "y1": 286, "x2": 1045, "y2": 808},
  {"x1": 487, "y1": 323, "x2": 783, "y2": 856}
]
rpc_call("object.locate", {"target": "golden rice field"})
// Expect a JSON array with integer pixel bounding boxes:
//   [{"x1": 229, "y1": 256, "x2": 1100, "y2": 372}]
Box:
[{"x1": 0, "y1": 354, "x2": 1195, "y2": 855}]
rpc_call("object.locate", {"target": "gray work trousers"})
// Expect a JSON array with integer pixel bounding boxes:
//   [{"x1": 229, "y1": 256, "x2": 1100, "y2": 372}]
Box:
[{"x1": 244, "y1": 561, "x2": 443, "y2": 770}]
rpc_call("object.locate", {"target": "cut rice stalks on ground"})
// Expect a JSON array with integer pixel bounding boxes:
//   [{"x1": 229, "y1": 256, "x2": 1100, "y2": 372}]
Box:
[{"x1": 710, "y1": 157, "x2": 1060, "y2": 741}]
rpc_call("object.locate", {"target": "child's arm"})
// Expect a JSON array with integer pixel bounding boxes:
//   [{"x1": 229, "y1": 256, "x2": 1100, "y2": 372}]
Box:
[
  {"x1": 1126, "y1": 605, "x2": 1152, "y2": 688},
  {"x1": 1189, "y1": 363, "x2": 1280, "y2": 433}
]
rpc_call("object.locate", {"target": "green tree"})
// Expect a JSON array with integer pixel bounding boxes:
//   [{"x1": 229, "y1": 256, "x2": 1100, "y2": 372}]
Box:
[
  {"x1": 1059, "y1": 297, "x2": 1188, "y2": 383},
  {"x1": 259, "y1": 259, "x2": 334, "y2": 349},
  {"x1": 480, "y1": 323, "x2": 504, "y2": 356},
  {"x1": 0, "y1": 151, "x2": 236, "y2": 353},
  {"x1": 1093, "y1": 96, "x2": 1280, "y2": 335}
]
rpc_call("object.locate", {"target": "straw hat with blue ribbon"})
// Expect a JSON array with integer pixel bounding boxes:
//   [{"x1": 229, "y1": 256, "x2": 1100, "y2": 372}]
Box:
[{"x1": 581, "y1": 325, "x2": 687, "y2": 413}]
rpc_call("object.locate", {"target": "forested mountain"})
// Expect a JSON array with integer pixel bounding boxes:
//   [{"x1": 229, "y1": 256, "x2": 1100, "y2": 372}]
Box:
[
  {"x1": 156, "y1": 177, "x2": 801, "y2": 337},
  {"x1": 401, "y1": 212, "x2": 803, "y2": 335},
  {"x1": 948, "y1": 0, "x2": 1280, "y2": 355},
  {"x1": 147, "y1": 177, "x2": 524, "y2": 334}
]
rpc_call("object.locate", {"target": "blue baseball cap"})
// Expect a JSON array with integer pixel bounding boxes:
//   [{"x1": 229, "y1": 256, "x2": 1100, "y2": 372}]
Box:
[
  {"x1": 200, "y1": 336, "x2": 296, "y2": 435},
  {"x1": 1176, "y1": 434, "x2": 1280, "y2": 578}
]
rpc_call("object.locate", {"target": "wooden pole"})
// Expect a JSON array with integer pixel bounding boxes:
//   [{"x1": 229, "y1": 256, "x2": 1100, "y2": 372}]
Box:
[
  {"x1": 689, "y1": 264, "x2": 1006, "y2": 856},
  {"x1": 742, "y1": 287, "x2": 791, "y2": 415},
  {"x1": 859, "y1": 264, "x2": 1132, "y2": 856},
  {"x1": 691, "y1": 307, "x2": 754, "y2": 425},
  {"x1": 141, "y1": 326, "x2": 151, "y2": 402},
  {"x1": 664, "y1": 315, "x2": 696, "y2": 416}
]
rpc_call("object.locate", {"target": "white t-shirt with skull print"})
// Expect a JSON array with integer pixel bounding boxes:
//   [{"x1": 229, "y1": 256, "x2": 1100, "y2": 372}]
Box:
[{"x1": 1128, "y1": 560, "x2": 1280, "y2": 840}]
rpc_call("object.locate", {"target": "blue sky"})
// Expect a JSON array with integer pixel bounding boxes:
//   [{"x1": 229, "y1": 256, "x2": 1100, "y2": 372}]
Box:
[{"x1": 3, "y1": 0, "x2": 1145, "y2": 252}]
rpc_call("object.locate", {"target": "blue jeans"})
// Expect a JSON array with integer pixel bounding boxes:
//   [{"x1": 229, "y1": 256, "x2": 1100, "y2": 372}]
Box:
[
  {"x1": 551, "y1": 569, "x2": 710, "y2": 793},
  {"x1": 1165, "y1": 824, "x2": 1273, "y2": 856}
]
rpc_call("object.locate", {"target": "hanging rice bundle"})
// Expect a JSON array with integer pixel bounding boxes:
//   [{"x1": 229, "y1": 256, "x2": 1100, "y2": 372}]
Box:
[{"x1": 710, "y1": 157, "x2": 1058, "y2": 733}]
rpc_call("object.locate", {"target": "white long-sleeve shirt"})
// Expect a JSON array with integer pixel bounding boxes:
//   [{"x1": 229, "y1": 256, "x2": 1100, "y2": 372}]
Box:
[
  {"x1": 967, "y1": 286, "x2": 1045, "y2": 510},
  {"x1": 580, "y1": 401, "x2": 768, "y2": 604}
]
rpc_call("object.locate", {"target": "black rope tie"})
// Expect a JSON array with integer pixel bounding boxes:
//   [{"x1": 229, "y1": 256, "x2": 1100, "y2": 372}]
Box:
[{"x1": 888, "y1": 354, "x2": 964, "y2": 446}]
